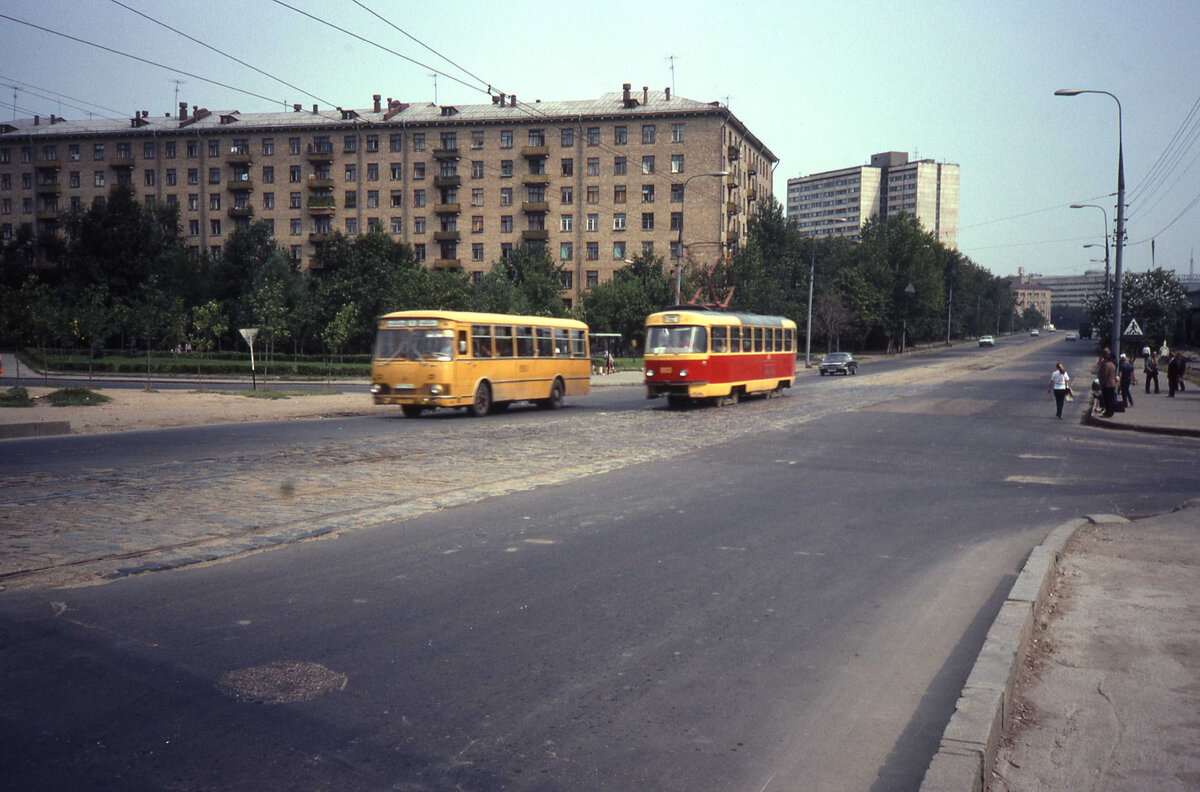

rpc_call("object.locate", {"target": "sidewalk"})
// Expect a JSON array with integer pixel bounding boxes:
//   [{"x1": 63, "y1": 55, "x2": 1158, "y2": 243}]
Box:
[{"x1": 922, "y1": 391, "x2": 1200, "y2": 791}]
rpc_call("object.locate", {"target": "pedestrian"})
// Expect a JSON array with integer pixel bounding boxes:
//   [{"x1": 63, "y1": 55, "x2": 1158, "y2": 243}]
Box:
[
  {"x1": 1167, "y1": 351, "x2": 1183, "y2": 397},
  {"x1": 1118, "y1": 353, "x2": 1136, "y2": 409},
  {"x1": 1098, "y1": 350, "x2": 1118, "y2": 417},
  {"x1": 604, "y1": 349, "x2": 615, "y2": 375},
  {"x1": 1144, "y1": 350, "x2": 1160, "y2": 394},
  {"x1": 1049, "y1": 362, "x2": 1072, "y2": 419},
  {"x1": 1090, "y1": 378, "x2": 1104, "y2": 414}
]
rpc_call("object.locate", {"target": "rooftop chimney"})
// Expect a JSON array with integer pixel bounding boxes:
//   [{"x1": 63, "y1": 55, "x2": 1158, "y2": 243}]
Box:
[
  {"x1": 643, "y1": 86, "x2": 648, "y2": 105},
  {"x1": 622, "y1": 83, "x2": 631, "y2": 106},
  {"x1": 34, "y1": 115, "x2": 40, "y2": 126},
  {"x1": 373, "y1": 94, "x2": 381, "y2": 112},
  {"x1": 665, "y1": 87, "x2": 671, "y2": 100},
  {"x1": 293, "y1": 103, "x2": 301, "y2": 112},
  {"x1": 312, "y1": 104, "x2": 318, "y2": 114},
  {"x1": 510, "y1": 94, "x2": 517, "y2": 107}
]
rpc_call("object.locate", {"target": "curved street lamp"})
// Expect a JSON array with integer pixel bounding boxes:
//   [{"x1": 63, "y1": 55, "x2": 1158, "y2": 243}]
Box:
[
  {"x1": 674, "y1": 171, "x2": 730, "y2": 305},
  {"x1": 1071, "y1": 203, "x2": 1111, "y2": 290},
  {"x1": 1056, "y1": 89, "x2": 1125, "y2": 355}
]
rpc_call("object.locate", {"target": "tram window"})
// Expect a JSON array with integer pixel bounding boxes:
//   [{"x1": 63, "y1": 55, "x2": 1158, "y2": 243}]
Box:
[
  {"x1": 712, "y1": 326, "x2": 728, "y2": 353},
  {"x1": 764, "y1": 327, "x2": 774, "y2": 351},
  {"x1": 729, "y1": 327, "x2": 740, "y2": 353},
  {"x1": 471, "y1": 324, "x2": 493, "y2": 357},
  {"x1": 535, "y1": 327, "x2": 553, "y2": 357},
  {"x1": 753, "y1": 327, "x2": 763, "y2": 352},
  {"x1": 494, "y1": 325, "x2": 515, "y2": 357},
  {"x1": 774, "y1": 328, "x2": 783, "y2": 351},
  {"x1": 785, "y1": 328, "x2": 794, "y2": 351},
  {"x1": 516, "y1": 326, "x2": 535, "y2": 357},
  {"x1": 570, "y1": 329, "x2": 588, "y2": 358},
  {"x1": 554, "y1": 328, "x2": 571, "y2": 357},
  {"x1": 742, "y1": 327, "x2": 753, "y2": 352}
]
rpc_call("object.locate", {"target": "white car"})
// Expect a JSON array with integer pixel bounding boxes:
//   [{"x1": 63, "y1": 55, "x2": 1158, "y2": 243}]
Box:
[
  {"x1": 979, "y1": 335, "x2": 995, "y2": 347},
  {"x1": 1030, "y1": 329, "x2": 1040, "y2": 337},
  {"x1": 1065, "y1": 332, "x2": 1078, "y2": 342}
]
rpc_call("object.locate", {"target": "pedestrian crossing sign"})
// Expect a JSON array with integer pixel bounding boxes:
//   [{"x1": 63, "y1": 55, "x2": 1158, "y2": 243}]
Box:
[{"x1": 1123, "y1": 318, "x2": 1143, "y2": 337}]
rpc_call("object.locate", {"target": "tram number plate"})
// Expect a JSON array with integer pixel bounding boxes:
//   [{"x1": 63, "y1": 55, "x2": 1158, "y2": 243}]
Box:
[{"x1": 659, "y1": 367, "x2": 672, "y2": 374}]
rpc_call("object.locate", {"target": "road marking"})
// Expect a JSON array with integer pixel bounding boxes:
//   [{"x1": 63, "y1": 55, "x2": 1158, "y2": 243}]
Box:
[
  {"x1": 1004, "y1": 475, "x2": 1063, "y2": 485},
  {"x1": 1018, "y1": 454, "x2": 1062, "y2": 459}
]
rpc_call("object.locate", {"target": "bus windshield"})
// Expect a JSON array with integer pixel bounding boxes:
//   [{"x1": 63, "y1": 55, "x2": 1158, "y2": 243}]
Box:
[
  {"x1": 647, "y1": 325, "x2": 708, "y2": 354},
  {"x1": 374, "y1": 328, "x2": 454, "y2": 361}
]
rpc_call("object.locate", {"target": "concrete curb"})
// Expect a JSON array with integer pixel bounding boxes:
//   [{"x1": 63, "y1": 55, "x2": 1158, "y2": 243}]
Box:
[
  {"x1": 1082, "y1": 409, "x2": 1200, "y2": 438},
  {"x1": 918, "y1": 517, "x2": 1086, "y2": 792},
  {"x1": 0, "y1": 420, "x2": 71, "y2": 439}
]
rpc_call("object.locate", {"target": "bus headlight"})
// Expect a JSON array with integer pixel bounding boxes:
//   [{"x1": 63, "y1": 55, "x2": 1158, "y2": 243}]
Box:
[
  {"x1": 429, "y1": 384, "x2": 443, "y2": 395},
  {"x1": 370, "y1": 383, "x2": 383, "y2": 394}
]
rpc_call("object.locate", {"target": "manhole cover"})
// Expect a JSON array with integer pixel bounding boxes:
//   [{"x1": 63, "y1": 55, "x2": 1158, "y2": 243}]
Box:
[{"x1": 216, "y1": 660, "x2": 347, "y2": 704}]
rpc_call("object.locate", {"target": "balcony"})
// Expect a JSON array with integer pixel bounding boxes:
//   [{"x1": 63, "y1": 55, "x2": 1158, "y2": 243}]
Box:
[
  {"x1": 36, "y1": 181, "x2": 62, "y2": 195},
  {"x1": 306, "y1": 196, "x2": 336, "y2": 215},
  {"x1": 309, "y1": 231, "x2": 335, "y2": 244},
  {"x1": 37, "y1": 208, "x2": 61, "y2": 222},
  {"x1": 109, "y1": 156, "x2": 134, "y2": 169},
  {"x1": 226, "y1": 178, "x2": 254, "y2": 192},
  {"x1": 307, "y1": 176, "x2": 334, "y2": 190},
  {"x1": 521, "y1": 201, "x2": 549, "y2": 214},
  {"x1": 433, "y1": 174, "x2": 461, "y2": 188},
  {"x1": 521, "y1": 173, "x2": 550, "y2": 185},
  {"x1": 432, "y1": 147, "x2": 460, "y2": 160},
  {"x1": 520, "y1": 145, "x2": 549, "y2": 159},
  {"x1": 431, "y1": 258, "x2": 461, "y2": 269},
  {"x1": 306, "y1": 144, "x2": 334, "y2": 162},
  {"x1": 35, "y1": 159, "x2": 61, "y2": 171},
  {"x1": 228, "y1": 205, "x2": 254, "y2": 218},
  {"x1": 521, "y1": 229, "x2": 549, "y2": 242},
  {"x1": 726, "y1": 201, "x2": 738, "y2": 214},
  {"x1": 433, "y1": 230, "x2": 461, "y2": 242},
  {"x1": 433, "y1": 203, "x2": 461, "y2": 214},
  {"x1": 226, "y1": 149, "x2": 252, "y2": 164}
]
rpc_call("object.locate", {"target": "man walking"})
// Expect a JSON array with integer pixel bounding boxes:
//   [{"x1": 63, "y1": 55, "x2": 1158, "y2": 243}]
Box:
[
  {"x1": 1118, "y1": 353, "x2": 1136, "y2": 409},
  {"x1": 1144, "y1": 350, "x2": 1160, "y2": 394},
  {"x1": 1167, "y1": 351, "x2": 1183, "y2": 397},
  {"x1": 1099, "y1": 350, "x2": 1119, "y2": 417}
]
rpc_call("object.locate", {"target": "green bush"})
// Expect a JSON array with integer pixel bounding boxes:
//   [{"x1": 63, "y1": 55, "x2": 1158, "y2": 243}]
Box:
[
  {"x1": 0, "y1": 387, "x2": 33, "y2": 407},
  {"x1": 46, "y1": 388, "x2": 112, "y2": 407}
]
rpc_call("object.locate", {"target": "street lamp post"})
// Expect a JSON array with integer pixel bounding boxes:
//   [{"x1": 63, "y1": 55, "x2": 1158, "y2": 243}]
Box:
[
  {"x1": 674, "y1": 171, "x2": 730, "y2": 305},
  {"x1": 1056, "y1": 89, "x2": 1126, "y2": 356},
  {"x1": 1072, "y1": 203, "x2": 1111, "y2": 290}
]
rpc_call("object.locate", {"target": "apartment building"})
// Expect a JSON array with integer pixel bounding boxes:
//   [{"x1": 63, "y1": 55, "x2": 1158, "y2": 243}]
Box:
[
  {"x1": 786, "y1": 151, "x2": 959, "y2": 248},
  {"x1": 1011, "y1": 266, "x2": 1052, "y2": 320},
  {"x1": 0, "y1": 84, "x2": 776, "y2": 306}
]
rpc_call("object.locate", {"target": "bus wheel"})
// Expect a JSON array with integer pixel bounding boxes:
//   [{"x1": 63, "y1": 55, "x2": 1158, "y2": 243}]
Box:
[
  {"x1": 469, "y1": 382, "x2": 491, "y2": 417},
  {"x1": 401, "y1": 405, "x2": 424, "y2": 418},
  {"x1": 539, "y1": 378, "x2": 565, "y2": 410},
  {"x1": 667, "y1": 394, "x2": 689, "y2": 409}
]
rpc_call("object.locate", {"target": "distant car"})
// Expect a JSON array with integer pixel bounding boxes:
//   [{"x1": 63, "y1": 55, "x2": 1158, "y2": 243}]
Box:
[
  {"x1": 818, "y1": 352, "x2": 858, "y2": 376},
  {"x1": 979, "y1": 335, "x2": 995, "y2": 347},
  {"x1": 1030, "y1": 329, "x2": 1040, "y2": 337},
  {"x1": 1065, "y1": 332, "x2": 1079, "y2": 342}
]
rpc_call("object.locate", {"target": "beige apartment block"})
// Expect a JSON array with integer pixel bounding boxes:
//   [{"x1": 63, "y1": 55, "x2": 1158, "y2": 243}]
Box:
[
  {"x1": 786, "y1": 151, "x2": 959, "y2": 248},
  {"x1": 0, "y1": 84, "x2": 776, "y2": 307}
]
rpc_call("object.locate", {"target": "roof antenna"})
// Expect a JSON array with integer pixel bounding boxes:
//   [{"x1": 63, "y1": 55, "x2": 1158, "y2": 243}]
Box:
[
  {"x1": 666, "y1": 54, "x2": 676, "y2": 95},
  {"x1": 171, "y1": 78, "x2": 186, "y2": 111},
  {"x1": 428, "y1": 72, "x2": 438, "y2": 104}
]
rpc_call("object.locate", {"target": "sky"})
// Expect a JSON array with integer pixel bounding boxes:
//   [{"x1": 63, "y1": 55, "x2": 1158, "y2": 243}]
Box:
[{"x1": 3, "y1": 0, "x2": 1199, "y2": 280}]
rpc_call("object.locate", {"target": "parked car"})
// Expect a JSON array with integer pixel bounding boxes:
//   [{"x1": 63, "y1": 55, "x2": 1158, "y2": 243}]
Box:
[
  {"x1": 1030, "y1": 329, "x2": 1040, "y2": 337},
  {"x1": 1065, "y1": 332, "x2": 1079, "y2": 342},
  {"x1": 979, "y1": 335, "x2": 995, "y2": 347},
  {"x1": 818, "y1": 352, "x2": 858, "y2": 376}
]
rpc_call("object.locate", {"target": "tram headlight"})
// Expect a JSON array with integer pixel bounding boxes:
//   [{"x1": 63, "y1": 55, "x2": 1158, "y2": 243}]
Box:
[
  {"x1": 645, "y1": 369, "x2": 653, "y2": 377},
  {"x1": 678, "y1": 369, "x2": 688, "y2": 378}
]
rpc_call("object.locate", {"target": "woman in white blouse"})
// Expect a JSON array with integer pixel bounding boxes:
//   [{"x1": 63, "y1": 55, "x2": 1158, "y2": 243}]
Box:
[{"x1": 1050, "y1": 362, "x2": 1071, "y2": 419}]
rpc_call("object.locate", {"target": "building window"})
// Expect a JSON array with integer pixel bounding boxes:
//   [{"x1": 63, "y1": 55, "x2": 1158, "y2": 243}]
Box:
[
  {"x1": 390, "y1": 163, "x2": 403, "y2": 180},
  {"x1": 560, "y1": 214, "x2": 573, "y2": 231},
  {"x1": 670, "y1": 211, "x2": 682, "y2": 231},
  {"x1": 500, "y1": 243, "x2": 512, "y2": 259},
  {"x1": 642, "y1": 212, "x2": 654, "y2": 231},
  {"x1": 163, "y1": 141, "x2": 175, "y2": 159},
  {"x1": 144, "y1": 169, "x2": 156, "y2": 187},
  {"x1": 586, "y1": 242, "x2": 599, "y2": 261},
  {"x1": 471, "y1": 130, "x2": 485, "y2": 149},
  {"x1": 70, "y1": 171, "x2": 81, "y2": 188},
  {"x1": 613, "y1": 213, "x2": 626, "y2": 231},
  {"x1": 414, "y1": 189, "x2": 425, "y2": 207},
  {"x1": 641, "y1": 156, "x2": 655, "y2": 175},
  {"x1": 412, "y1": 133, "x2": 425, "y2": 151},
  {"x1": 142, "y1": 142, "x2": 155, "y2": 159},
  {"x1": 500, "y1": 215, "x2": 513, "y2": 233},
  {"x1": 561, "y1": 158, "x2": 573, "y2": 176},
  {"x1": 390, "y1": 190, "x2": 403, "y2": 208},
  {"x1": 287, "y1": 137, "x2": 300, "y2": 155},
  {"x1": 586, "y1": 186, "x2": 599, "y2": 204},
  {"x1": 470, "y1": 215, "x2": 483, "y2": 233},
  {"x1": 391, "y1": 216, "x2": 403, "y2": 234},
  {"x1": 528, "y1": 129, "x2": 546, "y2": 146},
  {"x1": 588, "y1": 127, "x2": 600, "y2": 146},
  {"x1": 614, "y1": 156, "x2": 626, "y2": 176},
  {"x1": 614, "y1": 185, "x2": 626, "y2": 204},
  {"x1": 472, "y1": 188, "x2": 484, "y2": 206},
  {"x1": 263, "y1": 192, "x2": 275, "y2": 209},
  {"x1": 586, "y1": 213, "x2": 599, "y2": 232},
  {"x1": 472, "y1": 160, "x2": 484, "y2": 179},
  {"x1": 642, "y1": 125, "x2": 656, "y2": 144},
  {"x1": 188, "y1": 219, "x2": 200, "y2": 235},
  {"x1": 561, "y1": 128, "x2": 574, "y2": 147},
  {"x1": 500, "y1": 187, "x2": 513, "y2": 205},
  {"x1": 345, "y1": 218, "x2": 357, "y2": 234},
  {"x1": 367, "y1": 163, "x2": 379, "y2": 181},
  {"x1": 500, "y1": 160, "x2": 513, "y2": 178},
  {"x1": 187, "y1": 140, "x2": 200, "y2": 158},
  {"x1": 561, "y1": 242, "x2": 573, "y2": 261},
  {"x1": 561, "y1": 186, "x2": 573, "y2": 205},
  {"x1": 612, "y1": 242, "x2": 626, "y2": 260},
  {"x1": 367, "y1": 190, "x2": 379, "y2": 208},
  {"x1": 94, "y1": 171, "x2": 106, "y2": 187},
  {"x1": 587, "y1": 269, "x2": 599, "y2": 288},
  {"x1": 208, "y1": 140, "x2": 220, "y2": 158},
  {"x1": 289, "y1": 165, "x2": 301, "y2": 183},
  {"x1": 210, "y1": 193, "x2": 221, "y2": 210},
  {"x1": 473, "y1": 243, "x2": 484, "y2": 261},
  {"x1": 414, "y1": 217, "x2": 426, "y2": 234},
  {"x1": 642, "y1": 184, "x2": 655, "y2": 203},
  {"x1": 188, "y1": 193, "x2": 199, "y2": 210},
  {"x1": 345, "y1": 164, "x2": 357, "y2": 181},
  {"x1": 413, "y1": 162, "x2": 425, "y2": 180},
  {"x1": 500, "y1": 130, "x2": 513, "y2": 149},
  {"x1": 366, "y1": 134, "x2": 379, "y2": 153},
  {"x1": 671, "y1": 183, "x2": 684, "y2": 202},
  {"x1": 414, "y1": 244, "x2": 426, "y2": 262},
  {"x1": 587, "y1": 158, "x2": 600, "y2": 176},
  {"x1": 614, "y1": 126, "x2": 627, "y2": 146},
  {"x1": 94, "y1": 143, "x2": 106, "y2": 161},
  {"x1": 671, "y1": 123, "x2": 685, "y2": 143},
  {"x1": 165, "y1": 169, "x2": 176, "y2": 186},
  {"x1": 671, "y1": 154, "x2": 684, "y2": 174},
  {"x1": 210, "y1": 219, "x2": 222, "y2": 235},
  {"x1": 290, "y1": 192, "x2": 302, "y2": 209}
]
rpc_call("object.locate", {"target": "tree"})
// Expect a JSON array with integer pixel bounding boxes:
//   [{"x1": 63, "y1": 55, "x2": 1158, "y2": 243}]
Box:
[
  {"x1": 69, "y1": 284, "x2": 115, "y2": 384},
  {"x1": 814, "y1": 292, "x2": 854, "y2": 352},
  {"x1": 321, "y1": 302, "x2": 358, "y2": 382},
  {"x1": 191, "y1": 300, "x2": 228, "y2": 374},
  {"x1": 475, "y1": 244, "x2": 569, "y2": 316},
  {"x1": 583, "y1": 253, "x2": 675, "y2": 354}
]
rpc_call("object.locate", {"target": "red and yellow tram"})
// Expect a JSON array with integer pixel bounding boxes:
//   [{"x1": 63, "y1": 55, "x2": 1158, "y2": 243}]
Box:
[{"x1": 643, "y1": 307, "x2": 797, "y2": 407}]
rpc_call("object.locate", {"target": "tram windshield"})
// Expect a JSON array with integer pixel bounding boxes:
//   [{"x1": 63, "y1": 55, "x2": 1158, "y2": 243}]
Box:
[{"x1": 646, "y1": 325, "x2": 708, "y2": 354}]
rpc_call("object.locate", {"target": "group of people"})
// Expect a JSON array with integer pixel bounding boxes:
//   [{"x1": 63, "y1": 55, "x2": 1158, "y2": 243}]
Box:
[{"x1": 1050, "y1": 344, "x2": 1190, "y2": 421}]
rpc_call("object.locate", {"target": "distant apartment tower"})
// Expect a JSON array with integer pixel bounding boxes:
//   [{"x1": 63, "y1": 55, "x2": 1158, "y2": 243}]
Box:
[
  {"x1": 0, "y1": 84, "x2": 776, "y2": 307},
  {"x1": 786, "y1": 151, "x2": 959, "y2": 247}
]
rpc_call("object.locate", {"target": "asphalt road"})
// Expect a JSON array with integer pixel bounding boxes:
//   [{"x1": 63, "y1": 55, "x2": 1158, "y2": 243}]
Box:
[{"x1": 4, "y1": 335, "x2": 1195, "y2": 791}]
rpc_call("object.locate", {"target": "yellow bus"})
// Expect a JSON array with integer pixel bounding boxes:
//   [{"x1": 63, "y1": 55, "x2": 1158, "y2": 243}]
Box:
[{"x1": 370, "y1": 311, "x2": 591, "y2": 417}]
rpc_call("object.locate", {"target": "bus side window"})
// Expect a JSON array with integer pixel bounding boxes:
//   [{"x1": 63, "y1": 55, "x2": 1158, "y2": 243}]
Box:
[
  {"x1": 495, "y1": 325, "x2": 515, "y2": 357},
  {"x1": 535, "y1": 327, "x2": 553, "y2": 357},
  {"x1": 472, "y1": 324, "x2": 492, "y2": 357},
  {"x1": 712, "y1": 326, "x2": 728, "y2": 353},
  {"x1": 554, "y1": 328, "x2": 571, "y2": 358},
  {"x1": 458, "y1": 330, "x2": 468, "y2": 355},
  {"x1": 517, "y1": 326, "x2": 535, "y2": 357},
  {"x1": 570, "y1": 329, "x2": 587, "y2": 358}
]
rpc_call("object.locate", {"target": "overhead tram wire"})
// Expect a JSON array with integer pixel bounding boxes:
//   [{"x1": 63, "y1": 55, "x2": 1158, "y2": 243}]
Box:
[
  {"x1": 107, "y1": 0, "x2": 337, "y2": 109},
  {"x1": 0, "y1": 14, "x2": 289, "y2": 108},
  {"x1": 0, "y1": 74, "x2": 126, "y2": 118},
  {"x1": 1126, "y1": 92, "x2": 1200, "y2": 207}
]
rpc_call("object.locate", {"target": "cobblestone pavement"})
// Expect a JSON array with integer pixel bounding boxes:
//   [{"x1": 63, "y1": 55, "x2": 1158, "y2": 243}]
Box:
[{"x1": 0, "y1": 358, "x2": 989, "y2": 590}]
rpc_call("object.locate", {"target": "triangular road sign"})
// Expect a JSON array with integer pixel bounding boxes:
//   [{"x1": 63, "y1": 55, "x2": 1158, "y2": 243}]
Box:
[{"x1": 1123, "y1": 318, "x2": 1143, "y2": 336}]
